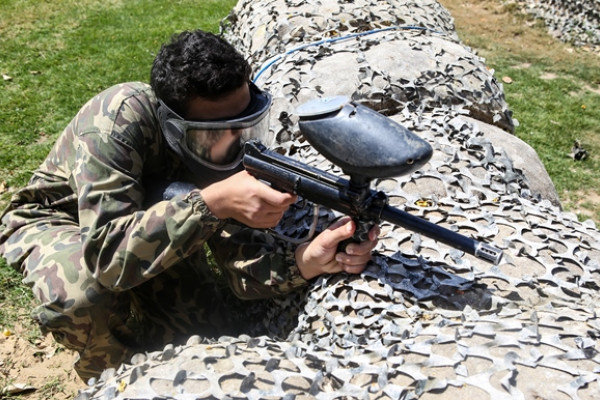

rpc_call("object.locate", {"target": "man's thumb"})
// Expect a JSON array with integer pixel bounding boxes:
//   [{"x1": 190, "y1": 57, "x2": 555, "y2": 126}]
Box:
[{"x1": 321, "y1": 217, "x2": 355, "y2": 248}]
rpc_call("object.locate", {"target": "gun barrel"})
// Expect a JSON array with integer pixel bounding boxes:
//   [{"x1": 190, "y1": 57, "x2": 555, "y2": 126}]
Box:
[{"x1": 380, "y1": 206, "x2": 503, "y2": 264}]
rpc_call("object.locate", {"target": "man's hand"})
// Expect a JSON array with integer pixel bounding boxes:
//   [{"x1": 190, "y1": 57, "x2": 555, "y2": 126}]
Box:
[
  {"x1": 201, "y1": 170, "x2": 297, "y2": 228},
  {"x1": 295, "y1": 216, "x2": 380, "y2": 280}
]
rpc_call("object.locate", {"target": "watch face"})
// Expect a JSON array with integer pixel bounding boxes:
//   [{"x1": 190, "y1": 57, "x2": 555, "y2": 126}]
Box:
[{"x1": 296, "y1": 96, "x2": 349, "y2": 118}]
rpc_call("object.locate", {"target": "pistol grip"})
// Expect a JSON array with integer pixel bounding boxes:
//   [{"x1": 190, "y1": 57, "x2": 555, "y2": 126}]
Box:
[{"x1": 337, "y1": 218, "x2": 372, "y2": 253}]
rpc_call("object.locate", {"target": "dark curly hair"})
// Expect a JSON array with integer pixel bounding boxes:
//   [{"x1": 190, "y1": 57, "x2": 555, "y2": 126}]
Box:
[{"x1": 150, "y1": 30, "x2": 252, "y2": 116}]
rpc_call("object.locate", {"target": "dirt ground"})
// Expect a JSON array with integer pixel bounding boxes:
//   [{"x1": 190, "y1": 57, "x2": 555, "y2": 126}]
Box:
[
  {"x1": 0, "y1": 1, "x2": 596, "y2": 399},
  {"x1": 1, "y1": 322, "x2": 82, "y2": 399}
]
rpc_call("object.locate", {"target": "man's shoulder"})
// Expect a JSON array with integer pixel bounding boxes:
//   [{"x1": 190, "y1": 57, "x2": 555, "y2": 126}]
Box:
[
  {"x1": 75, "y1": 82, "x2": 158, "y2": 133},
  {"x1": 96, "y1": 82, "x2": 156, "y2": 107}
]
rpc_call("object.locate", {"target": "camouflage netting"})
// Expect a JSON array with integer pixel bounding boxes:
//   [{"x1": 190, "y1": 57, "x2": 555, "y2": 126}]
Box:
[
  {"x1": 77, "y1": 0, "x2": 599, "y2": 399},
  {"x1": 512, "y1": 0, "x2": 600, "y2": 50},
  {"x1": 223, "y1": 0, "x2": 515, "y2": 133}
]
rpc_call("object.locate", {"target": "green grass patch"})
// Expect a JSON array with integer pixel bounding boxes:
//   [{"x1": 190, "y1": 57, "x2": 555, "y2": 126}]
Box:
[
  {"x1": 0, "y1": 257, "x2": 34, "y2": 330},
  {"x1": 501, "y1": 65, "x2": 599, "y2": 182},
  {"x1": 485, "y1": 57, "x2": 600, "y2": 222}
]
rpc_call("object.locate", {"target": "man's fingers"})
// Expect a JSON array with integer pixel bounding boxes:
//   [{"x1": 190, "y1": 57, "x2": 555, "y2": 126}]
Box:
[
  {"x1": 343, "y1": 226, "x2": 380, "y2": 256},
  {"x1": 334, "y1": 221, "x2": 378, "y2": 274},
  {"x1": 341, "y1": 264, "x2": 368, "y2": 274},
  {"x1": 319, "y1": 217, "x2": 355, "y2": 249},
  {"x1": 335, "y1": 251, "x2": 372, "y2": 266},
  {"x1": 368, "y1": 225, "x2": 381, "y2": 241},
  {"x1": 256, "y1": 179, "x2": 297, "y2": 208}
]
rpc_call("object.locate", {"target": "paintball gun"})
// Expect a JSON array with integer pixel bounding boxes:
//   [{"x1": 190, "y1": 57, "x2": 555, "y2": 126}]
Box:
[{"x1": 243, "y1": 97, "x2": 503, "y2": 264}]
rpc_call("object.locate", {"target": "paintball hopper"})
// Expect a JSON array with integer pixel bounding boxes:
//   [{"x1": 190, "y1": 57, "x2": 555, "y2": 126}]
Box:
[{"x1": 296, "y1": 97, "x2": 433, "y2": 183}]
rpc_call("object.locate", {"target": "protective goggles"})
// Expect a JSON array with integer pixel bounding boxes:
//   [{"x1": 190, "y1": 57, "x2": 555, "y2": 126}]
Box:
[{"x1": 158, "y1": 82, "x2": 273, "y2": 171}]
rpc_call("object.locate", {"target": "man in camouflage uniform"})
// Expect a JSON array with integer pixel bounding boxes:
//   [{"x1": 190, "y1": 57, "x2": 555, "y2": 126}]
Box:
[{"x1": 0, "y1": 30, "x2": 379, "y2": 381}]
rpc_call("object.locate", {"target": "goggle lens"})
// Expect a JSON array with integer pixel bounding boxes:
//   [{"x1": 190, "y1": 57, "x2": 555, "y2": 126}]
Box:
[{"x1": 158, "y1": 82, "x2": 272, "y2": 171}]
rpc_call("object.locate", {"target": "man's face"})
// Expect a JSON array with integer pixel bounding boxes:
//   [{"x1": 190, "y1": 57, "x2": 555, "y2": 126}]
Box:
[
  {"x1": 185, "y1": 84, "x2": 251, "y2": 164},
  {"x1": 157, "y1": 81, "x2": 272, "y2": 176}
]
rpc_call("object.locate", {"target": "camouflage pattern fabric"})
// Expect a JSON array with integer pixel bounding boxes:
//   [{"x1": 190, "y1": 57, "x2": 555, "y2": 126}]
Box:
[{"x1": 0, "y1": 82, "x2": 309, "y2": 380}]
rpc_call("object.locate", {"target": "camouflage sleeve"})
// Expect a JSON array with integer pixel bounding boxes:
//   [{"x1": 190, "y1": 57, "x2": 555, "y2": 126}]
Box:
[
  {"x1": 74, "y1": 84, "x2": 225, "y2": 291},
  {"x1": 208, "y1": 223, "x2": 308, "y2": 300}
]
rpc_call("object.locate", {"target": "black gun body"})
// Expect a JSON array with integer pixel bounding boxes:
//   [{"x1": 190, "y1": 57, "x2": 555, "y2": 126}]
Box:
[
  {"x1": 243, "y1": 143, "x2": 370, "y2": 218},
  {"x1": 244, "y1": 141, "x2": 503, "y2": 264}
]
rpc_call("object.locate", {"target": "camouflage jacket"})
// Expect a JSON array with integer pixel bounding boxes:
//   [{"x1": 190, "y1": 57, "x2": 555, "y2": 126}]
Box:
[{"x1": 0, "y1": 82, "x2": 307, "y2": 299}]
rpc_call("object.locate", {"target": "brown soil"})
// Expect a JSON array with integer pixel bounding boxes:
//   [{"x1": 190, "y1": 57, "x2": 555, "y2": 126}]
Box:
[
  {"x1": 1, "y1": 322, "x2": 82, "y2": 399},
  {"x1": 0, "y1": 1, "x2": 596, "y2": 399},
  {"x1": 438, "y1": 0, "x2": 600, "y2": 61}
]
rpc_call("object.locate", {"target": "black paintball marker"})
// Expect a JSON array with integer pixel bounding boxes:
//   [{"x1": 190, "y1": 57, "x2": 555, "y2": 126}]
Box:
[{"x1": 243, "y1": 97, "x2": 503, "y2": 264}]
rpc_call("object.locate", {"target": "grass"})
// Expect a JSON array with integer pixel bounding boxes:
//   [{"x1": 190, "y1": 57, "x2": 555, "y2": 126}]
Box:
[
  {"x1": 438, "y1": 0, "x2": 600, "y2": 222},
  {"x1": 500, "y1": 62, "x2": 600, "y2": 222},
  {"x1": 0, "y1": 265, "x2": 34, "y2": 330},
  {"x1": 0, "y1": 0, "x2": 236, "y2": 337},
  {"x1": 502, "y1": 64, "x2": 600, "y2": 191},
  {"x1": 39, "y1": 375, "x2": 68, "y2": 398},
  {"x1": 0, "y1": 0, "x2": 236, "y2": 191}
]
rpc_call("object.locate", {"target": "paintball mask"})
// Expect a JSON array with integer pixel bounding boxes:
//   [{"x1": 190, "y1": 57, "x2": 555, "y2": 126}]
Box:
[{"x1": 158, "y1": 82, "x2": 272, "y2": 183}]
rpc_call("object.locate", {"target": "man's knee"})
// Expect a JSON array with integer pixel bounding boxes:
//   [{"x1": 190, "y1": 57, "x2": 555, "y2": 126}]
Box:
[
  {"x1": 32, "y1": 289, "x2": 137, "y2": 381},
  {"x1": 31, "y1": 283, "x2": 126, "y2": 350}
]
